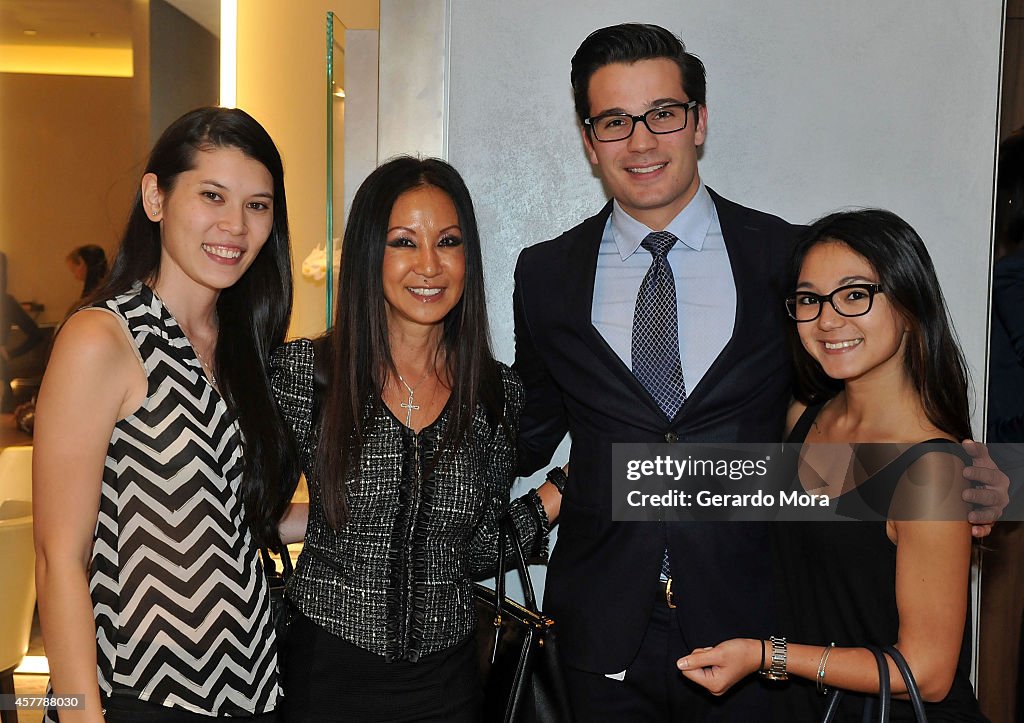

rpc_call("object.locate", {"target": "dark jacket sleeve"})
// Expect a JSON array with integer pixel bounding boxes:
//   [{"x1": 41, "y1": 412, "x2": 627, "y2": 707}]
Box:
[{"x1": 512, "y1": 248, "x2": 569, "y2": 477}]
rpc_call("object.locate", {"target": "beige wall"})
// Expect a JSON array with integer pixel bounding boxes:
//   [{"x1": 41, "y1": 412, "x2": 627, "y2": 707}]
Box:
[
  {"x1": 236, "y1": 1, "x2": 379, "y2": 339},
  {"x1": 0, "y1": 73, "x2": 140, "y2": 324}
]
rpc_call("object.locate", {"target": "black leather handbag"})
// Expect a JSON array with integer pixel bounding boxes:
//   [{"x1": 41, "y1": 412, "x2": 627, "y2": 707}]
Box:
[
  {"x1": 822, "y1": 644, "x2": 929, "y2": 722},
  {"x1": 472, "y1": 517, "x2": 574, "y2": 722}
]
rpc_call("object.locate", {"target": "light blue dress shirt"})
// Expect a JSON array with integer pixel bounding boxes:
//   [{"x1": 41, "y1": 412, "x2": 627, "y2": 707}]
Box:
[{"x1": 591, "y1": 182, "x2": 737, "y2": 394}]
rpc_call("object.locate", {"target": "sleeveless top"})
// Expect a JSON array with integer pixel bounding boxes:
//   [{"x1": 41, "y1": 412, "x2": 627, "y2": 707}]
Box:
[
  {"x1": 47, "y1": 283, "x2": 280, "y2": 720},
  {"x1": 771, "y1": 403, "x2": 985, "y2": 721}
]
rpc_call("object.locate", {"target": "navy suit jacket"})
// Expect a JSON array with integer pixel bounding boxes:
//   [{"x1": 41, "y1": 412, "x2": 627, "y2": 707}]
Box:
[{"x1": 513, "y1": 189, "x2": 797, "y2": 674}]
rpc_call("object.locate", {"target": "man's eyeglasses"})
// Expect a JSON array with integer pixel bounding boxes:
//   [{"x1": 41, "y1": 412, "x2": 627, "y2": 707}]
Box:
[
  {"x1": 584, "y1": 101, "x2": 700, "y2": 143},
  {"x1": 785, "y1": 283, "x2": 884, "y2": 322}
]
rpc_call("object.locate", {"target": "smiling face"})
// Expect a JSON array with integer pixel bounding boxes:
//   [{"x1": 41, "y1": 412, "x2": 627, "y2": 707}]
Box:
[
  {"x1": 381, "y1": 185, "x2": 466, "y2": 337},
  {"x1": 142, "y1": 145, "x2": 274, "y2": 297},
  {"x1": 796, "y1": 241, "x2": 908, "y2": 385},
  {"x1": 582, "y1": 57, "x2": 707, "y2": 231}
]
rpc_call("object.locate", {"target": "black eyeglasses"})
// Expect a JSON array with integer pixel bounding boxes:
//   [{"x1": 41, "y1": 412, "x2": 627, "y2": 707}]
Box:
[
  {"x1": 584, "y1": 101, "x2": 699, "y2": 142},
  {"x1": 785, "y1": 283, "x2": 884, "y2": 322}
]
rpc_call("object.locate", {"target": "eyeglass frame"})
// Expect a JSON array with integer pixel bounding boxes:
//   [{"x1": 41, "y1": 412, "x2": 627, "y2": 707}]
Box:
[
  {"x1": 583, "y1": 101, "x2": 700, "y2": 143},
  {"x1": 785, "y1": 283, "x2": 885, "y2": 322}
]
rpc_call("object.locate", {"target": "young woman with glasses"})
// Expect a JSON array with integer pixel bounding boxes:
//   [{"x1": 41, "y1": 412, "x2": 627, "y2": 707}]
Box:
[{"x1": 677, "y1": 209, "x2": 986, "y2": 720}]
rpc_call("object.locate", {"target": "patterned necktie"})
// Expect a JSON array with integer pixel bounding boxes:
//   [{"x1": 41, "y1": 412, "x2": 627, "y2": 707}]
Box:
[{"x1": 632, "y1": 231, "x2": 687, "y2": 419}]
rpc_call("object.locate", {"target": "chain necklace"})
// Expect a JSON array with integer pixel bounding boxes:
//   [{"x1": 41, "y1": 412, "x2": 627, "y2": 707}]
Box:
[
  {"x1": 194, "y1": 346, "x2": 217, "y2": 387},
  {"x1": 396, "y1": 367, "x2": 432, "y2": 427}
]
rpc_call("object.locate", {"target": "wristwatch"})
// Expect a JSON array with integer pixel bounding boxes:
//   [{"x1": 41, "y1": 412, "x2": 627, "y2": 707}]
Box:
[
  {"x1": 760, "y1": 636, "x2": 788, "y2": 681},
  {"x1": 545, "y1": 466, "x2": 568, "y2": 494}
]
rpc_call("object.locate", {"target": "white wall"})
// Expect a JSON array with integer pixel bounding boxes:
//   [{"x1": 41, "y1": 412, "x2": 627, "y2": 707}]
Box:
[{"x1": 446, "y1": 0, "x2": 1003, "y2": 432}]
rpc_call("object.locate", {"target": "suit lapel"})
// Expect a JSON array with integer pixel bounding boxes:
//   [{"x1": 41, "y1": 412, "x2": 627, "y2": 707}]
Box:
[
  {"x1": 567, "y1": 202, "x2": 672, "y2": 419},
  {"x1": 675, "y1": 188, "x2": 763, "y2": 420}
]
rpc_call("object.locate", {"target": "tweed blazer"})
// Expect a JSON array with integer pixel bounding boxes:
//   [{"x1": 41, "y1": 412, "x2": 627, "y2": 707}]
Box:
[{"x1": 270, "y1": 339, "x2": 548, "y2": 662}]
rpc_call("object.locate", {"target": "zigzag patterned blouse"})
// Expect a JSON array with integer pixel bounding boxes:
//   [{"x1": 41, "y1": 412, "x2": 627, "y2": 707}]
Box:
[
  {"x1": 49, "y1": 283, "x2": 280, "y2": 719},
  {"x1": 270, "y1": 339, "x2": 549, "y2": 662}
]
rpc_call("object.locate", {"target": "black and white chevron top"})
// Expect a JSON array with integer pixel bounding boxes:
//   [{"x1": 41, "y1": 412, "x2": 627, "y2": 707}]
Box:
[{"x1": 49, "y1": 283, "x2": 280, "y2": 719}]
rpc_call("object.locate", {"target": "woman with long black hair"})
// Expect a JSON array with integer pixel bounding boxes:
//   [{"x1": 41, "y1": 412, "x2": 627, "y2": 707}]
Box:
[
  {"x1": 34, "y1": 107, "x2": 296, "y2": 722},
  {"x1": 678, "y1": 209, "x2": 986, "y2": 720},
  {"x1": 271, "y1": 156, "x2": 553, "y2": 721}
]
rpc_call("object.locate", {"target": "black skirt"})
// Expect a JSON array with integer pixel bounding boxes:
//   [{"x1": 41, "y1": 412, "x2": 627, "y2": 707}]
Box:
[{"x1": 280, "y1": 612, "x2": 481, "y2": 722}]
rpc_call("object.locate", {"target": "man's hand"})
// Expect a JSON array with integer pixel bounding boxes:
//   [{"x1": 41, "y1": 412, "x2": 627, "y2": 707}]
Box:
[{"x1": 962, "y1": 439, "x2": 1010, "y2": 538}]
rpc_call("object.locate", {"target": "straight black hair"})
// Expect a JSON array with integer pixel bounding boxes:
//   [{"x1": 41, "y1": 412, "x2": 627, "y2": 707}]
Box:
[
  {"x1": 787, "y1": 209, "x2": 972, "y2": 441},
  {"x1": 315, "y1": 156, "x2": 502, "y2": 528},
  {"x1": 87, "y1": 106, "x2": 296, "y2": 548},
  {"x1": 571, "y1": 23, "x2": 706, "y2": 126}
]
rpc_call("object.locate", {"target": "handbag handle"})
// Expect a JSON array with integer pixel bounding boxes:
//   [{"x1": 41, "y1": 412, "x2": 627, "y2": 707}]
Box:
[
  {"x1": 883, "y1": 646, "x2": 929, "y2": 722},
  {"x1": 492, "y1": 514, "x2": 539, "y2": 613},
  {"x1": 821, "y1": 645, "x2": 930, "y2": 722},
  {"x1": 260, "y1": 544, "x2": 293, "y2": 581},
  {"x1": 488, "y1": 514, "x2": 541, "y2": 663},
  {"x1": 821, "y1": 645, "x2": 891, "y2": 723}
]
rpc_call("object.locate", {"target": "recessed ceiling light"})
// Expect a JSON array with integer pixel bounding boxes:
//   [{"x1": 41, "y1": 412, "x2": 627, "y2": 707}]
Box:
[{"x1": 23, "y1": 29, "x2": 38, "y2": 36}]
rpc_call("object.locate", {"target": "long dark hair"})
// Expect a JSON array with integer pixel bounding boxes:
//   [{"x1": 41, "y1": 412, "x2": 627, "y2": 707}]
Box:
[
  {"x1": 787, "y1": 209, "x2": 972, "y2": 441},
  {"x1": 88, "y1": 106, "x2": 295, "y2": 547},
  {"x1": 315, "y1": 156, "x2": 502, "y2": 528}
]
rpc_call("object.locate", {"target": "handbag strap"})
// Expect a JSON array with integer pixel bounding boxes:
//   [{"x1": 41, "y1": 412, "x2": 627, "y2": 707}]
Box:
[
  {"x1": 821, "y1": 645, "x2": 891, "y2": 723},
  {"x1": 490, "y1": 514, "x2": 539, "y2": 609},
  {"x1": 868, "y1": 645, "x2": 891, "y2": 723},
  {"x1": 504, "y1": 516, "x2": 539, "y2": 611},
  {"x1": 882, "y1": 646, "x2": 928, "y2": 722},
  {"x1": 487, "y1": 514, "x2": 542, "y2": 660},
  {"x1": 260, "y1": 544, "x2": 294, "y2": 581}
]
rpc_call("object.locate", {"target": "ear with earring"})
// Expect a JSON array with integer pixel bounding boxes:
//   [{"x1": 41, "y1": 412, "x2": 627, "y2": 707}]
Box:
[{"x1": 140, "y1": 172, "x2": 162, "y2": 221}]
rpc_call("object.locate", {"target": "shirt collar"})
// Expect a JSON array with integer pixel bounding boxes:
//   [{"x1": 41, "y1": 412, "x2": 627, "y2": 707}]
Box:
[{"x1": 610, "y1": 182, "x2": 715, "y2": 260}]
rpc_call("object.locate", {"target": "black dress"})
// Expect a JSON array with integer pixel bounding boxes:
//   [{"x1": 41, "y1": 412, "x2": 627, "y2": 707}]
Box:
[{"x1": 771, "y1": 403, "x2": 986, "y2": 721}]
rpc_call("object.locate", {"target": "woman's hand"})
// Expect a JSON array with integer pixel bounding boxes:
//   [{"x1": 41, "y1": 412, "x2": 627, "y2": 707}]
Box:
[{"x1": 676, "y1": 638, "x2": 761, "y2": 696}]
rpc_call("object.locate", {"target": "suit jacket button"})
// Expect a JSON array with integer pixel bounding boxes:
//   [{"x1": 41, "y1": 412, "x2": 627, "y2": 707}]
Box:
[{"x1": 665, "y1": 432, "x2": 679, "y2": 443}]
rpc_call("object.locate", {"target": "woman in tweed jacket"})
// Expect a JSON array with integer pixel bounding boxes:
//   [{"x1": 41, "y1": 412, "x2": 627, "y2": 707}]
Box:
[{"x1": 271, "y1": 157, "x2": 553, "y2": 722}]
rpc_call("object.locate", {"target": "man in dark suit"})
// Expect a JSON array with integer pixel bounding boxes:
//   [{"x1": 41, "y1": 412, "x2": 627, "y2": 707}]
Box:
[{"x1": 514, "y1": 23, "x2": 1008, "y2": 721}]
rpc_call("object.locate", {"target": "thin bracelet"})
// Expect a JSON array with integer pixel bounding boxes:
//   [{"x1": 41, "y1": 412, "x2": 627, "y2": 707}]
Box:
[
  {"x1": 816, "y1": 642, "x2": 836, "y2": 694},
  {"x1": 760, "y1": 638, "x2": 766, "y2": 673}
]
